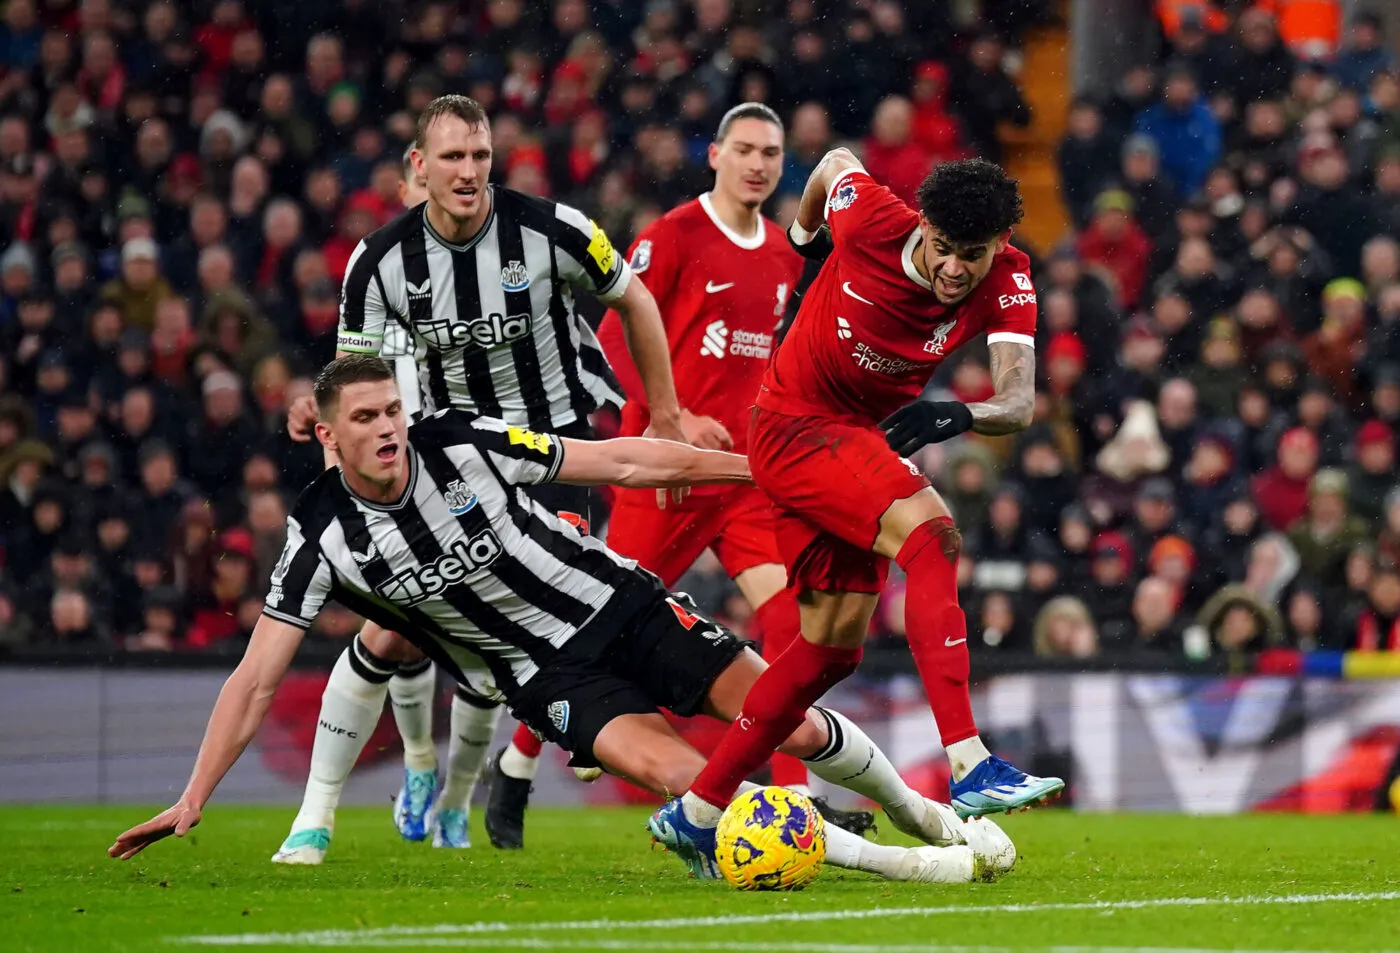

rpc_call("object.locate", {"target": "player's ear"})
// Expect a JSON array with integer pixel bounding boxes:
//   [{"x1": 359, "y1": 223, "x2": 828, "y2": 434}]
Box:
[
  {"x1": 996, "y1": 230, "x2": 1011, "y2": 254},
  {"x1": 314, "y1": 420, "x2": 337, "y2": 454},
  {"x1": 707, "y1": 140, "x2": 721, "y2": 173}
]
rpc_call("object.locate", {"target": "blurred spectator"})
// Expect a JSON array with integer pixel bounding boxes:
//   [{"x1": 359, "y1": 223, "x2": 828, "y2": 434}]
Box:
[
  {"x1": 184, "y1": 527, "x2": 257, "y2": 648},
  {"x1": 1287, "y1": 469, "x2": 1371, "y2": 587},
  {"x1": 1058, "y1": 100, "x2": 1119, "y2": 229},
  {"x1": 1088, "y1": 531, "x2": 1137, "y2": 645},
  {"x1": 1300, "y1": 278, "x2": 1368, "y2": 409},
  {"x1": 1345, "y1": 564, "x2": 1400, "y2": 651},
  {"x1": 1333, "y1": 12, "x2": 1395, "y2": 92},
  {"x1": 1134, "y1": 64, "x2": 1221, "y2": 199},
  {"x1": 1032, "y1": 596, "x2": 1099, "y2": 658},
  {"x1": 863, "y1": 96, "x2": 931, "y2": 205},
  {"x1": 1350, "y1": 421, "x2": 1396, "y2": 528},
  {"x1": 909, "y1": 61, "x2": 965, "y2": 164},
  {"x1": 947, "y1": 32, "x2": 1029, "y2": 162},
  {"x1": 1119, "y1": 134, "x2": 1178, "y2": 239},
  {"x1": 1378, "y1": 488, "x2": 1400, "y2": 570},
  {"x1": 1130, "y1": 575, "x2": 1189, "y2": 654},
  {"x1": 1186, "y1": 318, "x2": 1245, "y2": 420},
  {"x1": 100, "y1": 237, "x2": 174, "y2": 331},
  {"x1": 1193, "y1": 584, "x2": 1282, "y2": 664},
  {"x1": 1230, "y1": 8, "x2": 1296, "y2": 107},
  {"x1": 1075, "y1": 189, "x2": 1153, "y2": 310},
  {"x1": 1252, "y1": 427, "x2": 1319, "y2": 530},
  {"x1": 46, "y1": 587, "x2": 105, "y2": 643}
]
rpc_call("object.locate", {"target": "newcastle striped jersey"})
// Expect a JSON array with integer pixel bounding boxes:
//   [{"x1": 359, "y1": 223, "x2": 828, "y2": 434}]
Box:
[
  {"x1": 263, "y1": 410, "x2": 656, "y2": 700},
  {"x1": 336, "y1": 187, "x2": 631, "y2": 430}
]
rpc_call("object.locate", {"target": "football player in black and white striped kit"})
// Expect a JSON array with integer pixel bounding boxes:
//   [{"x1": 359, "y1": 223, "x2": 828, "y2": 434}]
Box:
[
  {"x1": 111, "y1": 355, "x2": 1016, "y2": 885},
  {"x1": 276, "y1": 95, "x2": 691, "y2": 861}
]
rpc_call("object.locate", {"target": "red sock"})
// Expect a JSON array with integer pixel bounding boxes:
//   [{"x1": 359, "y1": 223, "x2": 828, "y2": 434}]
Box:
[
  {"x1": 510, "y1": 722, "x2": 544, "y2": 758},
  {"x1": 690, "y1": 637, "x2": 862, "y2": 809},
  {"x1": 752, "y1": 589, "x2": 810, "y2": 789},
  {"x1": 896, "y1": 517, "x2": 978, "y2": 747}
]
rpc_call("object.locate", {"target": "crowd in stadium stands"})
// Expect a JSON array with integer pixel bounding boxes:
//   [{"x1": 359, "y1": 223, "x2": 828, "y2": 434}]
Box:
[{"x1": 0, "y1": 0, "x2": 1396, "y2": 665}]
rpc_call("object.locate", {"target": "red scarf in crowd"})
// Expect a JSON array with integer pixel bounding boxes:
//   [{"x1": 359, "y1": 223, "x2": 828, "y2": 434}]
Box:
[{"x1": 1355, "y1": 611, "x2": 1400, "y2": 652}]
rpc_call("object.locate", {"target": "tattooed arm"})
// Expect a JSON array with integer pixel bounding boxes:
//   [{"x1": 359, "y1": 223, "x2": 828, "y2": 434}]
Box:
[{"x1": 967, "y1": 341, "x2": 1036, "y2": 436}]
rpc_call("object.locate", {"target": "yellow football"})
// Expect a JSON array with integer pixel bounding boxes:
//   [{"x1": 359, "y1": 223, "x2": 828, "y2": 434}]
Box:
[{"x1": 715, "y1": 786, "x2": 826, "y2": 891}]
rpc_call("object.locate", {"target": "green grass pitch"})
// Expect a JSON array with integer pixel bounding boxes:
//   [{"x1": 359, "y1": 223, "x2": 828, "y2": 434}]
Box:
[{"x1": 4, "y1": 805, "x2": 1399, "y2": 952}]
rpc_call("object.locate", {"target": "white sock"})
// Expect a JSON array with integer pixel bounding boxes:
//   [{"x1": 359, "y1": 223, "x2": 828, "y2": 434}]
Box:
[
  {"x1": 946, "y1": 736, "x2": 992, "y2": 782},
  {"x1": 290, "y1": 643, "x2": 392, "y2": 832},
  {"x1": 681, "y1": 790, "x2": 724, "y2": 826},
  {"x1": 822, "y1": 822, "x2": 912, "y2": 877},
  {"x1": 499, "y1": 741, "x2": 539, "y2": 781},
  {"x1": 802, "y1": 707, "x2": 924, "y2": 829},
  {"x1": 437, "y1": 694, "x2": 502, "y2": 811},
  {"x1": 388, "y1": 661, "x2": 438, "y2": 772}
]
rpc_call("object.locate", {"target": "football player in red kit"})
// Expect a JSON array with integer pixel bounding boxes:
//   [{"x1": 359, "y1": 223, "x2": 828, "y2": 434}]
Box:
[
  {"x1": 649, "y1": 151, "x2": 1064, "y2": 874},
  {"x1": 595, "y1": 103, "x2": 873, "y2": 835},
  {"x1": 488, "y1": 104, "x2": 873, "y2": 842}
]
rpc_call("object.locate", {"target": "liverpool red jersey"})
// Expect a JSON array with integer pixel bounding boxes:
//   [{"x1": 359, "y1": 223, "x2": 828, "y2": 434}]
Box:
[
  {"x1": 757, "y1": 170, "x2": 1037, "y2": 425},
  {"x1": 597, "y1": 194, "x2": 803, "y2": 454}
]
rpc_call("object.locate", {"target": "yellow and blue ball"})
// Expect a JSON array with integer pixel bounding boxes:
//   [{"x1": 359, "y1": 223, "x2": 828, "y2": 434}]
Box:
[{"x1": 715, "y1": 786, "x2": 826, "y2": 891}]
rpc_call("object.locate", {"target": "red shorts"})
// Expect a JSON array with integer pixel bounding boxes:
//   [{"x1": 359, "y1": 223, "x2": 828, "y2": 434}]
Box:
[
  {"x1": 748, "y1": 407, "x2": 929, "y2": 594},
  {"x1": 605, "y1": 485, "x2": 782, "y2": 588}
]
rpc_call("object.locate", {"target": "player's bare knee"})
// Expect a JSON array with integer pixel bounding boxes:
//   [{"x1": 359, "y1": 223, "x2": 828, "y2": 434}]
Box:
[
  {"x1": 358, "y1": 624, "x2": 419, "y2": 663},
  {"x1": 777, "y1": 712, "x2": 826, "y2": 760}
]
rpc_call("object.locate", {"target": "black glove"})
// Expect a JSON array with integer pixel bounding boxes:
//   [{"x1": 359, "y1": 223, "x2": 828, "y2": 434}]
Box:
[
  {"x1": 787, "y1": 221, "x2": 834, "y2": 262},
  {"x1": 879, "y1": 400, "x2": 974, "y2": 455}
]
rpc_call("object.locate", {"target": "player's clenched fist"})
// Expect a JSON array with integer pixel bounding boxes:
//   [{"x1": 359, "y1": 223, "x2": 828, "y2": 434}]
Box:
[
  {"x1": 679, "y1": 409, "x2": 733, "y2": 451},
  {"x1": 879, "y1": 400, "x2": 973, "y2": 455},
  {"x1": 286, "y1": 395, "x2": 319, "y2": 442},
  {"x1": 108, "y1": 799, "x2": 202, "y2": 860}
]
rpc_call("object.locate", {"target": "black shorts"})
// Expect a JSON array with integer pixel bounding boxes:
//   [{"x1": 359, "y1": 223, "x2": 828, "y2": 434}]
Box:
[{"x1": 509, "y1": 591, "x2": 750, "y2": 768}]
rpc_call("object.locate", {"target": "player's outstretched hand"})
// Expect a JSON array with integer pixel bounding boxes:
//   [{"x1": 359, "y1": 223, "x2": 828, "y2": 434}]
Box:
[
  {"x1": 287, "y1": 395, "x2": 319, "y2": 442},
  {"x1": 643, "y1": 417, "x2": 690, "y2": 508},
  {"x1": 108, "y1": 800, "x2": 202, "y2": 860},
  {"x1": 880, "y1": 400, "x2": 974, "y2": 456},
  {"x1": 679, "y1": 409, "x2": 733, "y2": 451}
]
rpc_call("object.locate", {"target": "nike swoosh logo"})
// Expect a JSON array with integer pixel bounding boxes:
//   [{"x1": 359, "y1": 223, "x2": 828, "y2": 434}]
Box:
[
  {"x1": 705, "y1": 281, "x2": 735, "y2": 293},
  {"x1": 842, "y1": 281, "x2": 875, "y2": 306},
  {"x1": 945, "y1": 636, "x2": 967, "y2": 647},
  {"x1": 936, "y1": 418, "x2": 952, "y2": 428}
]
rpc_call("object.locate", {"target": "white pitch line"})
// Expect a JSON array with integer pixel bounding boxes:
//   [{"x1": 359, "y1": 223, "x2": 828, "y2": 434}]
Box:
[
  {"x1": 248, "y1": 940, "x2": 1382, "y2": 953},
  {"x1": 174, "y1": 890, "x2": 1400, "y2": 947}
]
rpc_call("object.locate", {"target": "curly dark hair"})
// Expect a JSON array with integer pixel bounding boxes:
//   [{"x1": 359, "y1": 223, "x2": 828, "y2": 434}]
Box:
[{"x1": 915, "y1": 158, "x2": 1024, "y2": 245}]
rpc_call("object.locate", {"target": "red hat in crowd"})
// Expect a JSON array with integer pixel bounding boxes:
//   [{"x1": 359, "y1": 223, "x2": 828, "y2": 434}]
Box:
[
  {"x1": 1278, "y1": 426, "x2": 1319, "y2": 456},
  {"x1": 1148, "y1": 535, "x2": 1197, "y2": 574},
  {"x1": 217, "y1": 528, "x2": 255, "y2": 561},
  {"x1": 1045, "y1": 332, "x2": 1088, "y2": 368},
  {"x1": 1356, "y1": 419, "x2": 1395, "y2": 450}
]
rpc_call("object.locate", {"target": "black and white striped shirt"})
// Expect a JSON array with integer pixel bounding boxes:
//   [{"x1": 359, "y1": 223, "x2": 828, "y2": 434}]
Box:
[
  {"x1": 263, "y1": 411, "x2": 657, "y2": 700},
  {"x1": 336, "y1": 187, "x2": 630, "y2": 430}
]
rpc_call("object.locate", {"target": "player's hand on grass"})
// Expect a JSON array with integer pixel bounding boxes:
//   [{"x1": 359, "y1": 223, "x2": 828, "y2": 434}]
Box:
[
  {"x1": 108, "y1": 800, "x2": 202, "y2": 860},
  {"x1": 287, "y1": 395, "x2": 319, "y2": 442},
  {"x1": 679, "y1": 409, "x2": 733, "y2": 451},
  {"x1": 880, "y1": 400, "x2": 973, "y2": 455}
]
